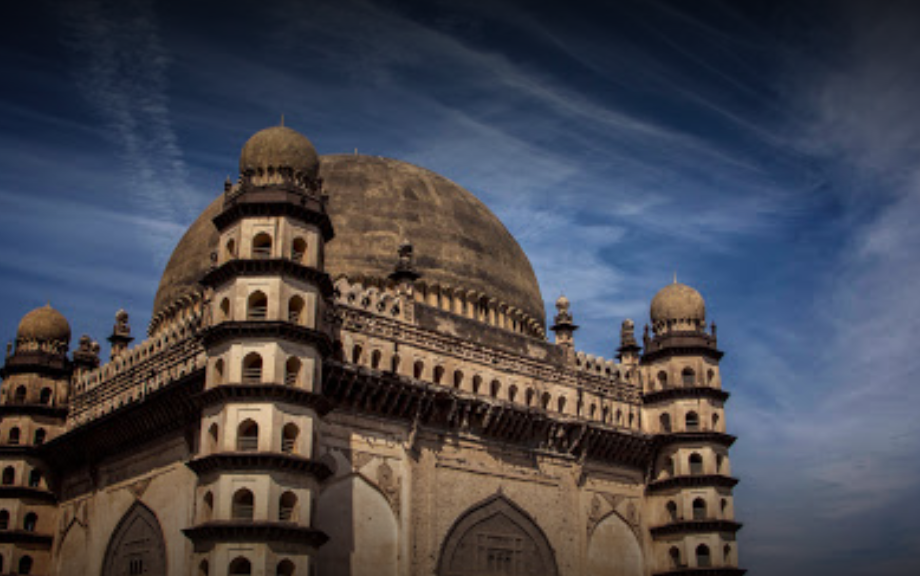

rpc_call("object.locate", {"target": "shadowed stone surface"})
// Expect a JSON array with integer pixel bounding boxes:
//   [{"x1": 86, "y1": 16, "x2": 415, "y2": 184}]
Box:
[{"x1": 153, "y1": 154, "x2": 544, "y2": 328}]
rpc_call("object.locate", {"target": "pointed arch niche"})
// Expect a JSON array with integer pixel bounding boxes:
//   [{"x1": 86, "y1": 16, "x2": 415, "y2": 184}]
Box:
[
  {"x1": 437, "y1": 494, "x2": 558, "y2": 576},
  {"x1": 586, "y1": 511, "x2": 643, "y2": 576},
  {"x1": 101, "y1": 501, "x2": 167, "y2": 576}
]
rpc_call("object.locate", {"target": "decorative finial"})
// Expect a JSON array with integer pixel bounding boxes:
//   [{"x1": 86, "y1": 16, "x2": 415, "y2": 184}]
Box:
[
  {"x1": 673, "y1": 271, "x2": 677, "y2": 284},
  {"x1": 280, "y1": 113, "x2": 285, "y2": 127}
]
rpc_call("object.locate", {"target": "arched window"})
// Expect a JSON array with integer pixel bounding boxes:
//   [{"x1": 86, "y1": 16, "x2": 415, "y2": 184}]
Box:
[
  {"x1": 208, "y1": 424, "x2": 219, "y2": 452},
  {"x1": 279, "y1": 491, "x2": 297, "y2": 521},
  {"x1": 473, "y1": 376, "x2": 483, "y2": 394},
  {"x1": 666, "y1": 500, "x2": 678, "y2": 522},
  {"x1": 525, "y1": 388, "x2": 535, "y2": 406},
  {"x1": 602, "y1": 405, "x2": 609, "y2": 423},
  {"x1": 490, "y1": 380, "x2": 501, "y2": 398},
  {"x1": 433, "y1": 366, "x2": 445, "y2": 385},
  {"x1": 199, "y1": 560, "x2": 210, "y2": 576},
  {"x1": 237, "y1": 420, "x2": 259, "y2": 452},
  {"x1": 541, "y1": 392, "x2": 551, "y2": 410},
  {"x1": 28, "y1": 469, "x2": 41, "y2": 488},
  {"x1": 664, "y1": 456, "x2": 675, "y2": 478},
  {"x1": 203, "y1": 492, "x2": 214, "y2": 521},
  {"x1": 557, "y1": 396, "x2": 567, "y2": 413},
  {"x1": 657, "y1": 371, "x2": 668, "y2": 388},
  {"x1": 352, "y1": 345, "x2": 363, "y2": 365},
  {"x1": 8, "y1": 428, "x2": 20, "y2": 445},
  {"x1": 692, "y1": 498, "x2": 707, "y2": 520},
  {"x1": 716, "y1": 454, "x2": 724, "y2": 473},
  {"x1": 242, "y1": 353, "x2": 263, "y2": 384},
  {"x1": 453, "y1": 371, "x2": 464, "y2": 389},
  {"x1": 229, "y1": 557, "x2": 252, "y2": 575},
  {"x1": 23, "y1": 512, "x2": 37, "y2": 532},
  {"x1": 390, "y1": 354, "x2": 401, "y2": 374},
  {"x1": 285, "y1": 357, "x2": 301, "y2": 386},
  {"x1": 721, "y1": 498, "x2": 728, "y2": 516},
  {"x1": 371, "y1": 350, "x2": 382, "y2": 370},
  {"x1": 288, "y1": 295, "x2": 305, "y2": 324},
  {"x1": 723, "y1": 544, "x2": 732, "y2": 564},
  {"x1": 589, "y1": 404, "x2": 597, "y2": 419},
  {"x1": 281, "y1": 423, "x2": 298, "y2": 454},
  {"x1": 252, "y1": 233, "x2": 272, "y2": 259},
  {"x1": 712, "y1": 413, "x2": 720, "y2": 431},
  {"x1": 18, "y1": 555, "x2": 32, "y2": 575},
  {"x1": 225, "y1": 238, "x2": 236, "y2": 260},
  {"x1": 707, "y1": 368, "x2": 715, "y2": 383},
  {"x1": 39, "y1": 388, "x2": 52, "y2": 405},
  {"x1": 220, "y1": 298, "x2": 231, "y2": 321},
  {"x1": 0, "y1": 510, "x2": 9, "y2": 529},
  {"x1": 669, "y1": 547, "x2": 681, "y2": 569},
  {"x1": 2, "y1": 467, "x2": 13, "y2": 485},
  {"x1": 291, "y1": 237, "x2": 307, "y2": 263},
  {"x1": 232, "y1": 490, "x2": 254, "y2": 521},
  {"x1": 686, "y1": 411, "x2": 700, "y2": 432},
  {"x1": 696, "y1": 544, "x2": 711, "y2": 568},
  {"x1": 276, "y1": 559, "x2": 295, "y2": 576},
  {"x1": 508, "y1": 385, "x2": 518, "y2": 403},
  {"x1": 214, "y1": 358, "x2": 225, "y2": 384},
  {"x1": 13, "y1": 386, "x2": 26, "y2": 404},
  {"x1": 247, "y1": 291, "x2": 268, "y2": 320},
  {"x1": 660, "y1": 413, "x2": 672, "y2": 433},
  {"x1": 413, "y1": 360, "x2": 424, "y2": 380},
  {"x1": 682, "y1": 367, "x2": 695, "y2": 386},
  {"x1": 689, "y1": 453, "x2": 703, "y2": 475},
  {"x1": 33, "y1": 428, "x2": 46, "y2": 445}
]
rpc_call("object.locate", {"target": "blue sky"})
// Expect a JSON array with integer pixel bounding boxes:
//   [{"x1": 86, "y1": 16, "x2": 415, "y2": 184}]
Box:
[{"x1": 2, "y1": 0, "x2": 919, "y2": 573}]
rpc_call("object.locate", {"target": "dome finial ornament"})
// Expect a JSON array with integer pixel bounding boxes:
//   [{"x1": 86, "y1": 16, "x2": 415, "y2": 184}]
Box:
[{"x1": 280, "y1": 113, "x2": 285, "y2": 127}]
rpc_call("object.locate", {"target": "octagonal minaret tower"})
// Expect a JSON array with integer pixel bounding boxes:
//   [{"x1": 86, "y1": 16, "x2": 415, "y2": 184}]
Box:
[
  {"x1": 184, "y1": 124, "x2": 336, "y2": 576},
  {"x1": 0, "y1": 305, "x2": 74, "y2": 576},
  {"x1": 640, "y1": 281, "x2": 744, "y2": 576}
]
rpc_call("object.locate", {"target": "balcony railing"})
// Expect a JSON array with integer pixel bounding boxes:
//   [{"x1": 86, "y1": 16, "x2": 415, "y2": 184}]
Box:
[
  {"x1": 237, "y1": 437, "x2": 258, "y2": 451},
  {"x1": 281, "y1": 438, "x2": 295, "y2": 454},
  {"x1": 242, "y1": 369, "x2": 262, "y2": 384},
  {"x1": 252, "y1": 247, "x2": 272, "y2": 260},
  {"x1": 247, "y1": 307, "x2": 268, "y2": 321}
]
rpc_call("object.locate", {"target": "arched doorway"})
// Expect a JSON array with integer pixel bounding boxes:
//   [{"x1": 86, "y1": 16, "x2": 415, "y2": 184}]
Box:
[
  {"x1": 101, "y1": 501, "x2": 167, "y2": 576},
  {"x1": 437, "y1": 494, "x2": 558, "y2": 576}
]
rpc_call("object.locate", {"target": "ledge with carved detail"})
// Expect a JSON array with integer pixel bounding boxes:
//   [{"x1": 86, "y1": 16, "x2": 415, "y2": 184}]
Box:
[
  {"x1": 642, "y1": 332, "x2": 723, "y2": 363},
  {"x1": 643, "y1": 387, "x2": 729, "y2": 406},
  {"x1": 324, "y1": 362, "x2": 656, "y2": 469},
  {"x1": 655, "y1": 432, "x2": 736, "y2": 449},
  {"x1": 650, "y1": 519, "x2": 743, "y2": 538},
  {"x1": 653, "y1": 568, "x2": 746, "y2": 576},
  {"x1": 0, "y1": 485, "x2": 57, "y2": 504},
  {"x1": 0, "y1": 529, "x2": 53, "y2": 547},
  {"x1": 187, "y1": 452, "x2": 332, "y2": 481},
  {"x1": 214, "y1": 189, "x2": 334, "y2": 241},
  {"x1": 202, "y1": 321, "x2": 332, "y2": 357},
  {"x1": 646, "y1": 475, "x2": 738, "y2": 494},
  {"x1": 196, "y1": 384, "x2": 334, "y2": 416},
  {"x1": 0, "y1": 351, "x2": 71, "y2": 379},
  {"x1": 201, "y1": 259, "x2": 334, "y2": 297},
  {"x1": 0, "y1": 403, "x2": 68, "y2": 419},
  {"x1": 182, "y1": 521, "x2": 328, "y2": 547}
]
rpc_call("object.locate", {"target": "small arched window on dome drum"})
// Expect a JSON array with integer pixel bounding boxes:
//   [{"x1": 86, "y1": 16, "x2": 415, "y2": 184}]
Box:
[
  {"x1": 660, "y1": 413, "x2": 672, "y2": 433},
  {"x1": 281, "y1": 423, "x2": 298, "y2": 454},
  {"x1": 279, "y1": 491, "x2": 297, "y2": 522},
  {"x1": 696, "y1": 544, "x2": 711, "y2": 568},
  {"x1": 8, "y1": 428, "x2": 20, "y2": 446},
  {"x1": 276, "y1": 560, "x2": 295, "y2": 576},
  {"x1": 39, "y1": 388, "x2": 52, "y2": 405},
  {"x1": 508, "y1": 385, "x2": 518, "y2": 403},
  {"x1": 285, "y1": 357, "x2": 301, "y2": 387},
  {"x1": 689, "y1": 453, "x2": 704, "y2": 475},
  {"x1": 666, "y1": 500, "x2": 678, "y2": 522},
  {"x1": 13, "y1": 386, "x2": 26, "y2": 404},
  {"x1": 237, "y1": 420, "x2": 259, "y2": 452},
  {"x1": 247, "y1": 291, "x2": 268, "y2": 321},
  {"x1": 288, "y1": 295, "x2": 305, "y2": 325},
  {"x1": 657, "y1": 371, "x2": 668, "y2": 389},
  {"x1": 28, "y1": 469, "x2": 41, "y2": 488},
  {"x1": 18, "y1": 555, "x2": 32, "y2": 575},
  {"x1": 23, "y1": 512, "x2": 37, "y2": 532},
  {"x1": 685, "y1": 411, "x2": 700, "y2": 432},
  {"x1": 291, "y1": 237, "x2": 307, "y2": 263},
  {"x1": 413, "y1": 360, "x2": 424, "y2": 380},
  {"x1": 231, "y1": 490, "x2": 255, "y2": 521},
  {"x1": 0, "y1": 510, "x2": 9, "y2": 529},
  {"x1": 33, "y1": 429, "x2": 46, "y2": 446},
  {"x1": 242, "y1": 353, "x2": 262, "y2": 384},
  {"x1": 692, "y1": 498, "x2": 707, "y2": 520},
  {"x1": 251, "y1": 233, "x2": 272, "y2": 259},
  {"x1": 669, "y1": 547, "x2": 681, "y2": 569},
  {"x1": 453, "y1": 370, "x2": 464, "y2": 389},
  {"x1": 229, "y1": 557, "x2": 252, "y2": 575},
  {"x1": 682, "y1": 367, "x2": 695, "y2": 386},
  {"x1": 371, "y1": 350, "x2": 382, "y2": 370},
  {"x1": 433, "y1": 366, "x2": 445, "y2": 385},
  {"x1": 220, "y1": 298, "x2": 231, "y2": 322}
]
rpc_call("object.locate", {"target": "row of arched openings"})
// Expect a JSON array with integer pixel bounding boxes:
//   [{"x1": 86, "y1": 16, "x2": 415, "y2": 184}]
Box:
[
  {"x1": 0, "y1": 510, "x2": 38, "y2": 531},
  {"x1": 0, "y1": 555, "x2": 32, "y2": 574},
  {"x1": 200, "y1": 489, "x2": 299, "y2": 522},
  {"x1": 659, "y1": 412, "x2": 720, "y2": 433},
  {"x1": 219, "y1": 293, "x2": 308, "y2": 325},
  {"x1": 656, "y1": 367, "x2": 716, "y2": 388},
  {"x1": 5, "y1": 427, "x2": 47, "y2": 445},
  {"x1": 207, "y1": 421, "x2": 300, "y2": 454},
  {"x1": 669, "y1": 544, "x2": 731, "y2": 568},
  {"x1": 662, "y1": 453, "x2": 725, "y2": 477},
  {"x1": 203, "y1": 557, "x2": 294, "y2": 576},
  {"x1": 8, "y1": 386, "x2": 53, "y2": 405},
  {"x1": 213, "y1": 354, "x2": 303, "y2": 386},
  {"x1": 2, "y1": 466, "x2": 42, "y2": 487},
  {"x1": 225, "y1": 233, "x2": 308, "y2": 264},
  {"x1": 665, "y1": 497, "x2": 729, "y2": 522}
]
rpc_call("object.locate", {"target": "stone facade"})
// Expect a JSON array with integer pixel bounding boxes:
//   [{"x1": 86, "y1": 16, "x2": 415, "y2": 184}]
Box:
[{"x1": 0, "y1": 125, "x2": 743, "y2": 576}]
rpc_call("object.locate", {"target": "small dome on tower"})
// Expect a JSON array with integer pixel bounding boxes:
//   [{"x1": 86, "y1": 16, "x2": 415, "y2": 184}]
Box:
[
  {"x1": 650, "y1": 282, "x2": 705, "y2": 333},
  {"x1": 239, "y1": 125, "x2": 319, "y2": 180},
  {"x1": 17, "y1": 304, "x2": 71, "y2": 343}
]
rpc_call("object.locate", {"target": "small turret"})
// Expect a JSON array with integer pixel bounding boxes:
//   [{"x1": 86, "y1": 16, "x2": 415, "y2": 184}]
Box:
[
  {"x1": 616, "y1": 319, "x2": 641, "y2": 366},
  {"x1": 550, "y1": 295, "x2": 578, "y2": 358},
  {"x1": 388, "y1": 239, "x2": 421, "y2": 288},
  {"x1": 107, "y1": 309, "x2": 134, "y2": 360}
]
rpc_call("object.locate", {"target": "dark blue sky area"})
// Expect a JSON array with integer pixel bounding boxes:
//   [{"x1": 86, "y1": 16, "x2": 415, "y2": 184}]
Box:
[{"x1": 2, "y1": 1, "x2": 920, "y2": 574}]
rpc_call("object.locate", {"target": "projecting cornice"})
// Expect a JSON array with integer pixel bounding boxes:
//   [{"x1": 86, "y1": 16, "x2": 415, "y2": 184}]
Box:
[
  {"x1": 655, "y1": 432, "x2": 737, "y2": 449},
  {"x1": 200, "y1": 259, "x2": 334, "y2": 297},
  {"x1": 650, "y1": 519, "x2": 743, "y2": 538},
  {"x1": 646, "y1": 474, "x2": 739, "y2": 494},
  {"x1": 202, "y1": 321, "x2": 333, "y2": 356},
  {"x1": 186, "y1": 452, "x2": 333, "y2": 481},
  {"x1": 642, "y1": 387, "x2": 730, "y2": 405}
]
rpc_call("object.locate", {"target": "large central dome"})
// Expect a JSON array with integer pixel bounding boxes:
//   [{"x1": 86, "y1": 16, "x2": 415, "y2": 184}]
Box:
[{"x1": 153, "y1": 153, "x2": 545, "y2": 330}]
